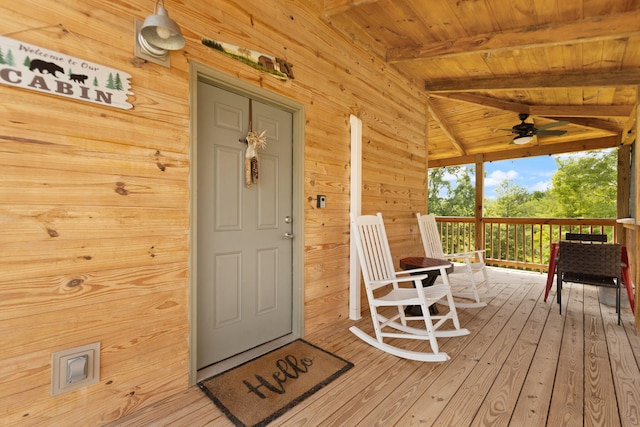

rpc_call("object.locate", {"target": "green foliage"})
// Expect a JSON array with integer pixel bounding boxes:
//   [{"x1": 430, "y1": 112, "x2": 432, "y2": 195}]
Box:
[
  {"x1": 202, "y1": 38, "x2": 225, "y2": 52},
  {"x1": 428, "y1": 166, "x2": 475, "y2": 216},
  {"x1": 429, "y1": 149, "x2": 617, "y2": 219},
  {"x1": 4, "y1": 50, "x2": 14, "y2": 66},
  {"x1": 550, "y1": 150, "x2": 617, "y2": 218},
  {"x1": 114, "y1": 73, "x2": 123, "y2": 90}
]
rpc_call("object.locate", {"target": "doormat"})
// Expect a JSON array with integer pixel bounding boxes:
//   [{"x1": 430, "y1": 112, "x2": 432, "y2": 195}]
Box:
[{"x1": 198, "y1": 339, "x2": 354, "y2": 427}]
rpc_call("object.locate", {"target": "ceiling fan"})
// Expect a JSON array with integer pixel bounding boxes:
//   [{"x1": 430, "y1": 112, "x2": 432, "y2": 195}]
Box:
[{"x1": 503, "y1": 113, "x2": 569, "y2": 145}]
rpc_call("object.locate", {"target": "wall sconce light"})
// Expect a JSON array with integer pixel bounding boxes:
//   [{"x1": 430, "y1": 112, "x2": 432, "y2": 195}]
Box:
[{"x1": 134, "y1": 0, "x2": 185, "y2": 67}]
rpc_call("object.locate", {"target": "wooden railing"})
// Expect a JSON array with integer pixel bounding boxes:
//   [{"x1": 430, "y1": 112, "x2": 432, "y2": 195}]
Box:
[{"x1": 436, "y1": 217, "x2": 618, "y2": 272}]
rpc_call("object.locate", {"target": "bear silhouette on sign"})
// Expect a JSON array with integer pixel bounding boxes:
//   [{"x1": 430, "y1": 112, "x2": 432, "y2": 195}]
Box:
[
  {"x1": 29, "y1": 59, "x2": 64, "y2": 77},
  {"x1": 70, "y1": 73, "x2": 88, "y2": 84}
]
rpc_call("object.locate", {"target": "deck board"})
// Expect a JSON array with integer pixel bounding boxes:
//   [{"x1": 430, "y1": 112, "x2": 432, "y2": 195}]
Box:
[
  {"x1": 548, "y1": 282, "x2": 585, "y2": 426},
  {"x1": 583, "y1": 285, "x2": 620, "y2": 427},
  {"x1": 470, "y1": 278, "x2": 552, "y2": 426},
  {"x1": 107, "y1": 268, "x2": 640, "y2": 427}
]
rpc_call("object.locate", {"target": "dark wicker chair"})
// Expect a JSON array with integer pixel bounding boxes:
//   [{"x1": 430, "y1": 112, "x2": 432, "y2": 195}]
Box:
[
  {"x1": 556, "y1": 240, "x2": 622, "y2": 324},
  {"x1": 565, "y1": 232, "x2": 607, "y2": 243}
]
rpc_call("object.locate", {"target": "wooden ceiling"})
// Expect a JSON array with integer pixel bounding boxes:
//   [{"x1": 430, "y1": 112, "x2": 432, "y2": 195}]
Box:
[{"x1": 322, "y1": 0, "x2": 639, "y2": 166}]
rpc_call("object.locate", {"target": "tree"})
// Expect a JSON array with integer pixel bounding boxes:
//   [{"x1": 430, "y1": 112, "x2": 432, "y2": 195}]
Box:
[
  {"x1": 428, "y1": 166, "x2": 475, "y2": 216},
  {"x1": 430, "y1": 148, "x2": 617, "y2": 219},
  {"x1": 484, "y1": 179, "x2": 533, "y2": 217},
  {"x1": 106, "y1": 73, "x2": 115, "y2": 89},
  {"x1": 5, "y1": 50, "x2": 14, "y2": 66},
  {"x1": 550, "y1": 150, "x2": 617, "y2": 218}
]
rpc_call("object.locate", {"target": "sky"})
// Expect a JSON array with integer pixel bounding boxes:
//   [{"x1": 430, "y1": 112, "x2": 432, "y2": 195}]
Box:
[
  {"x1": 480, "y1": 149, "x2": 615, "y2": 199},
  {"x1": 483, "y1": 155, "x2": 559, "y2": 199},
  {"x1": 439, "y1": 148, "x2": 614, "y2": 200}
]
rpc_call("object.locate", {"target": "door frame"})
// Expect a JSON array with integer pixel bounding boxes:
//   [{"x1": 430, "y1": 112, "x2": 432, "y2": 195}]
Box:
[{"x1": 188, "y1": 62, "x2": 305, "y2": 386}]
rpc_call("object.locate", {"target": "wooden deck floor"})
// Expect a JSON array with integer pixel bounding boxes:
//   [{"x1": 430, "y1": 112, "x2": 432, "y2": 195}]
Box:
[{"x1": 109, "y1": 268, "x2": 640, "y2": 426}]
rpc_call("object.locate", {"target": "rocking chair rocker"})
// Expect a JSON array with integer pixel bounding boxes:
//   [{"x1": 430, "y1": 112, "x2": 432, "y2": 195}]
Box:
[
  {"x1": 349, "y1": 213, "x2": 469, "y2": 362},
  {"x1": 416, "y1": 213, "x2": 495, "y2": 308}
]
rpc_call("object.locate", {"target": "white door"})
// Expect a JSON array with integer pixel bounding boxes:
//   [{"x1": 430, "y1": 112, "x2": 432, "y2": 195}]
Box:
[{"x1": 196, "y1": 81, "x2": 293, "y2": 368}]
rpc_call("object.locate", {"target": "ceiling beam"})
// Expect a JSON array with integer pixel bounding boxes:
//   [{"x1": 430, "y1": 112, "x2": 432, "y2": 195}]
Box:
[
  {"x1": 428, "y1": 102, "x2": 466, "y2": 156},
  {"x1": 622, "y1": 104, "x2": 637, "y2": 145},
  {"x1": 544, "y1": 117, "x2": 623, "y2": 133},
  {"x1": 388, "y1": 10, "x2": 640, "y2": 63},
  {"x1": 428, "y1": 135, "x2": 621, "y2": 168},
  {"x1": 424, "y1": 70, "x2": 640, "y2": 93},
  {"x1": 429, "y1": 93, "x2": 529, "y2": 114},
  {"x1": 430, "y1": 93, "x2": 634, "y2": 117},
  {"x1": 323, "y1": 0, "x2": 382, "y2": 16},
  {"x1": 529, "y1": 105, "x2": 634, "y2": 117}
]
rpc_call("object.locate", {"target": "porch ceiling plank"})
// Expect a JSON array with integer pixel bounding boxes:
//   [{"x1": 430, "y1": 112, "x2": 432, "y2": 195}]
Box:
[
  {"x1": 322, "y1": 0, "x2": 382, "y2": 16},
  {"x1": 424, "y1": 70, "x2": 640, "y2": 92},
  {"x1": 324, "y1": 0, "x2": 638, "y2": 164},
  {"x1": 387, "y1": 10, "x2": 640, "y2": 63}
]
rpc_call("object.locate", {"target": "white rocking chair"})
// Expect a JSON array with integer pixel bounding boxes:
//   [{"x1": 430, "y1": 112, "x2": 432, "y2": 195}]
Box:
[
  {"x1": 416, "y1": 213, "x2": 495, "y2": 308},
  {"x1": 350, "y1": 213, "x2": 469, "y2": 362}
]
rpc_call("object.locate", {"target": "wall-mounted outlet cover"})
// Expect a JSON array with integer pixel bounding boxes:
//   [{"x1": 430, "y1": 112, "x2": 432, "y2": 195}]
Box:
[{"x1": 51, "y1": 342, "x2": 100, "y2": 396}]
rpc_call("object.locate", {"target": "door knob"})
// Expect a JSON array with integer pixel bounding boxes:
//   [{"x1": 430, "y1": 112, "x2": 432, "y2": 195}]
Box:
[{"x1": 283, "y1": 233, "x2": 294, "y2": 240}]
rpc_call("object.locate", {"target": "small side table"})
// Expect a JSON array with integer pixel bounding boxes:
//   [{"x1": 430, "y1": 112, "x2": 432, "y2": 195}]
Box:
[{"x1": 399, "y1": 257, "x2": 454, "y2": 315}]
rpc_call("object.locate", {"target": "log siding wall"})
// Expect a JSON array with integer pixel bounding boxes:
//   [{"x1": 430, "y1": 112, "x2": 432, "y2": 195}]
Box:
[{"x1": 0, "y1": 0, "x2": 428, "y2": 424}]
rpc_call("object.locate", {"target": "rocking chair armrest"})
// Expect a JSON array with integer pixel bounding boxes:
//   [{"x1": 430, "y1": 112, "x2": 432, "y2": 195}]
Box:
[
  {"x1": 444, "y1": 249, "x2": 485, "y2": 259},
  {"x1": 370, "y1": 272, "x2": 436, "y2": 287},
  {"x1": 395, "y1": 265, "x2": 451, "y2": 276}
]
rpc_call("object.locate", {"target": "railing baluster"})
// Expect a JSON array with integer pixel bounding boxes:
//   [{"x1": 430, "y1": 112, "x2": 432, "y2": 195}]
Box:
[{"x1": 434, "y1": 216, "x2": 617, "y2": 272}]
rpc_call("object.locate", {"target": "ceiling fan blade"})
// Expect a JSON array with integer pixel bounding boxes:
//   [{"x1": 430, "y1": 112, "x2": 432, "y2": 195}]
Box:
[
  {"x1": 537, "y1": 120, "x2": 570, "y2": 130},
  {"x1": 537, "y1": 129, "x2": 567, "y2": 136}
]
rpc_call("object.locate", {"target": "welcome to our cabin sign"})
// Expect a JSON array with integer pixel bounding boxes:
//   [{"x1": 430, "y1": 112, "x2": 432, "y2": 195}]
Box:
[{"x1": 0, "y1": 36, "x2": 133, "y2": 110}]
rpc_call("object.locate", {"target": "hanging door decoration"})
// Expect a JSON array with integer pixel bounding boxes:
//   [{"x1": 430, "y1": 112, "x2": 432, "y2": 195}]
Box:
[
  {"x1": 242, "y1": 99, "x2": 267, "y2": 188},
  {"x1": 244, "y1": 129, "x2": 267, "y2": 187}
]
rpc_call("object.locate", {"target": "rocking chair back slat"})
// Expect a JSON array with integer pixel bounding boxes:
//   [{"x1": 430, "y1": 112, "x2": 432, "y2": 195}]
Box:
[
  {"x1": 416, "y1": 213, "x2": 494, "y2": 308},
  {"x1": 354, "y1": 217, "x2": 395, "y2": 287}
]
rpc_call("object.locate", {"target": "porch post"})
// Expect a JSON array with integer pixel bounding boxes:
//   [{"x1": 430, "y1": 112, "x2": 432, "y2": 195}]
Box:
[
  {"x1": 618, "y1": 145, "x2": 631, "y2": 240},
  {"x1": 475, "y1": 154, "x2": 484, "y2": 252},
  {"x1": 349, "y1": 114, "x2": 363, "y2": 320},
  {"x1": 634, "y1": 97, "x2": 640, "y2": 327}
]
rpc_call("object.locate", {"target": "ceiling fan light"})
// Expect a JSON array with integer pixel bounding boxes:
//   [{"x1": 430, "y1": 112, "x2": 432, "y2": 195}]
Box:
[{"x1": 513, "y1": 135, "x2": 533, "y2": 145}]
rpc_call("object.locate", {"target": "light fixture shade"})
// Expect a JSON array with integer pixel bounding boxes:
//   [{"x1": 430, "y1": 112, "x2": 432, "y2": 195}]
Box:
[
  {"x1": 139, "y1": 4, "x2": 185, "y2": 52},
  {"x1": 512, "y1": 135, "x2": 533, "y2": 145}
]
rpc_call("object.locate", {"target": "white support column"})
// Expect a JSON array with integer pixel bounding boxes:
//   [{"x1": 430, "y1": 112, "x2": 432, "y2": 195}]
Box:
[{"x1": 349, "y1": 115, "x2": 363, "y2": 320}]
